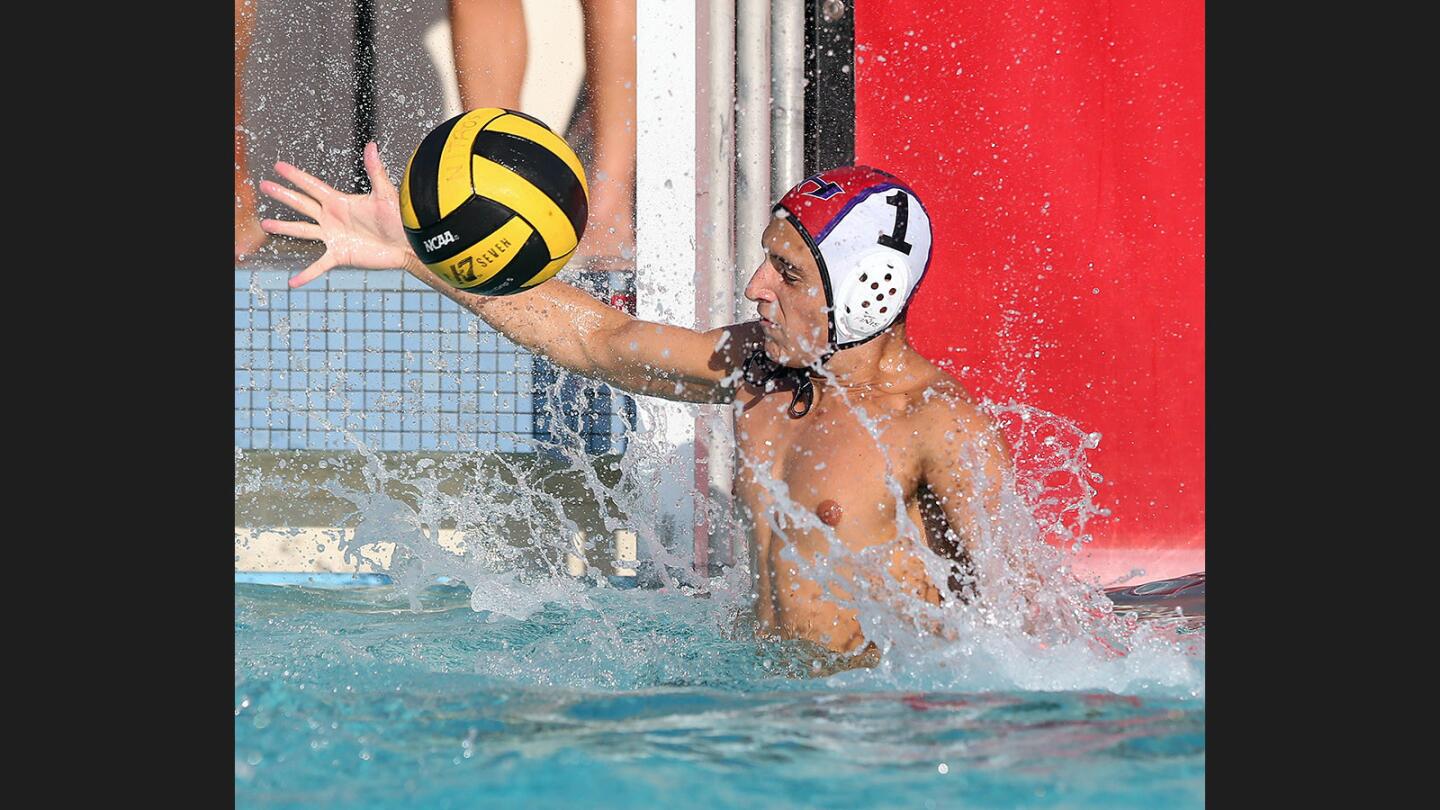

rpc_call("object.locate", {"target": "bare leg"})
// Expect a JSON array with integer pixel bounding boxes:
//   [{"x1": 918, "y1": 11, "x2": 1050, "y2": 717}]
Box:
[
  {"x1": 576, "y1": 0, "x2": 636, "y2": 261},
  {"x1": 449, "y1": 0, "x2": 527, "y2": 110},
  {"x1": 235, "y1": 0, "x2": 268, "y2": 262}
]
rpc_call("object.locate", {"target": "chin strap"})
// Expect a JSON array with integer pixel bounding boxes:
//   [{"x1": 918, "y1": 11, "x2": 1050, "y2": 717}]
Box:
[{"x1": 742, "y1": 348, "x2": 833, "y2": 418}]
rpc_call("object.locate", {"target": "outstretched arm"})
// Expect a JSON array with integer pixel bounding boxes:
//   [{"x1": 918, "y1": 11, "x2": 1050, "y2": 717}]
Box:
[
  {"x1": 260, "y1": 143, "x2": 758, "y2": 403},
  {"x1": 402, "y1": 250, "x2": 758, "y2": 402}
]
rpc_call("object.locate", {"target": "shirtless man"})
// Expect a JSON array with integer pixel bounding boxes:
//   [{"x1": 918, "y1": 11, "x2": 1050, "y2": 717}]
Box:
[{"x1": 260, "y1": 143, "x2": 1016, "y2": 654}]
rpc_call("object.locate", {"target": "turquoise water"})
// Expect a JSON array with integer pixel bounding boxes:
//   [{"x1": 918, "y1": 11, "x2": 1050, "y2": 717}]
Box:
[{"x1": 235, "y1": 580, "x2": 1204, "y2": 808}]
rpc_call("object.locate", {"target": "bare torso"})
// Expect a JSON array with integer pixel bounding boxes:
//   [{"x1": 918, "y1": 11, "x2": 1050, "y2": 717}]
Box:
[{"x1": 730, "y1": 334, "x2": 984, "y2": 653}]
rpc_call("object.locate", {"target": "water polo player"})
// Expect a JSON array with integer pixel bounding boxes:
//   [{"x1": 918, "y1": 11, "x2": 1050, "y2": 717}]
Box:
[{"x1": 261, "y1": 143, "x2": 1017, "y2": 655}]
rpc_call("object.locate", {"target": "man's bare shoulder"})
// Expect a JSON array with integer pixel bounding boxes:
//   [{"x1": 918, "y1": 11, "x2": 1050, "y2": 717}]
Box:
[
  {"x1": 722, "y1": 320, "x2": 766, "y2": 362},
  {"x1": 724, "y1": 320, "x2": 779, "y2": 401},
  {"x1": 900, "y1": 360, "x2": 996, "y2": 441}
]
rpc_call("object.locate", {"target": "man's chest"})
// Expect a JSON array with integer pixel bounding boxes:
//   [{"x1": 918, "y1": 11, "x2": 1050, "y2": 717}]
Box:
[{"x1": 732, "y1": 386, "x2": 923, "y2": 547}]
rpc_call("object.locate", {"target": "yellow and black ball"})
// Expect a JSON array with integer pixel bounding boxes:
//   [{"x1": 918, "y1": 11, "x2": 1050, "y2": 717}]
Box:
[{"x1": 400, "y1": 108, "x2": 587, "y2": 295}]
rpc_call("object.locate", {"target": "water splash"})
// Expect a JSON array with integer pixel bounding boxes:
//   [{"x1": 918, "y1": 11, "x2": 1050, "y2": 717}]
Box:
[
  {"x1": 730, "y1": 365, "x2": 1200, "y2": 697},
  {"x1": 237, "y1": 242, "x2": 1198, "y2": 697}
]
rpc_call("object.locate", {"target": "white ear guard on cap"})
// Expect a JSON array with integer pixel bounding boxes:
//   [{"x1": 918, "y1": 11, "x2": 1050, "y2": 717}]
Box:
[
  {"x1": 831, "y1": 248, "x2": 912, "y2": 346},
  {"x1": 806, "y1": 185, "x2": 932, "y2": 349}
]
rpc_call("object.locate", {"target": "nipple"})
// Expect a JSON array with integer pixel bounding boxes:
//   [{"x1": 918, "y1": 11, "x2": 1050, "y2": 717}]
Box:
[{"x1": 817, "y1": 499, "x2": 844, "y2": 527}]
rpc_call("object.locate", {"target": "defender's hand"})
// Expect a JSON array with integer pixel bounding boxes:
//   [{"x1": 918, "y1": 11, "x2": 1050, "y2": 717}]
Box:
[{"x1": 258, "y1": 141, "x2": 413, "y2": 288}]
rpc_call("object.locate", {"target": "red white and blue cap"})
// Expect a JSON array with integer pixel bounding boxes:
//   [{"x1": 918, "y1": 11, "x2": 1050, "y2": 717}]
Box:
[{"x1": 773, "y1": 166, "x2": 934, "y2": 349}]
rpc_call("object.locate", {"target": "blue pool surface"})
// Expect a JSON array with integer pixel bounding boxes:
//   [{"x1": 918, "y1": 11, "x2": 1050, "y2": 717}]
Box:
[{"x1": 235, "y1": 580, "x2": 1203, "y2": 809}]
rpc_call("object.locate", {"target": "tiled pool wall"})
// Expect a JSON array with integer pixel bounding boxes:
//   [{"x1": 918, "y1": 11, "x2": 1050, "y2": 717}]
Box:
[{"x1": 235, "y1": 268, "x2": 631, "y2": 454}]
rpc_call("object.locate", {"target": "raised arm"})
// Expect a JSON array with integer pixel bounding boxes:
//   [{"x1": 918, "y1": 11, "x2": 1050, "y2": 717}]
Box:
[
  {"x1": 403, "y1": 250, "x2": 759, "y2": 402},
  {"x1": 260, "y1": 142, "x2": 758, "y2": 403}
]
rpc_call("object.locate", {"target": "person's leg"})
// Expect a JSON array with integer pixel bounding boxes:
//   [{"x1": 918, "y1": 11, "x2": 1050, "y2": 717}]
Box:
[
  {"x1": 235, "y1": 0, "x2": 268, "y2": 262},
  {"x1": 449, "y1": 0, "x2": 527, "y2": 110},
  {"x1": 577, "y1": 0, "x2": 636, "y2": 260}
]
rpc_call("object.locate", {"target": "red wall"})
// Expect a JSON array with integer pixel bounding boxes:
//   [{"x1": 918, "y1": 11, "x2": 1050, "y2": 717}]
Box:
[{"x1": 853, "y1": 1, "x2": 1204, "y2": 583}]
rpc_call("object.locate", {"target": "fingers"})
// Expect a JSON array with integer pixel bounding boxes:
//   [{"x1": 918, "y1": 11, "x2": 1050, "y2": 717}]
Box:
[
  {"x1": 260, "y1": 218, "x2": 323, "y2": 241},
  {"x1": 363, "y1": 142, "x2": 398, "y2": 198},
  {"x1": 273, "y1": 160, "x2": 340, "y2": 205},
  {"x1": 288, "y1": 252, "x2": 337, "y2": 288},
  {"x1": 258, "y1": 179, "x2": 322, "y2": 221}
]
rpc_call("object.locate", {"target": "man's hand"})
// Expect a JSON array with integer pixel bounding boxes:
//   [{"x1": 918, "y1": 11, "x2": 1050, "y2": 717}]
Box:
[
  {"x1": 258, "y1": 141, "x2": 413, "y2": 288},
  {"x1": 257, "y1": 141, "x2": 753, "y2": 405}
]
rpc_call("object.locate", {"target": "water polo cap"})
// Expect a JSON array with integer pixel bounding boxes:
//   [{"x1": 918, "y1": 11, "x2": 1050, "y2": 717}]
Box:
[{"x1": 773, "y1": 166, "x2": 934, "y2": 350}]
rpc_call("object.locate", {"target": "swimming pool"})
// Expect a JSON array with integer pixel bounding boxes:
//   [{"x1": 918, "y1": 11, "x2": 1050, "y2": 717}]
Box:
[{"x1": 234, "y1": 576, "x2": 1203, "y2": 808}]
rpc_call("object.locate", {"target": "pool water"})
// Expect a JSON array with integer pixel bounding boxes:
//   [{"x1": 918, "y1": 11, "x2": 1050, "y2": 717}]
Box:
[{"x1": 235, "y1": 579, "x2": 1204, "y2": 808}]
